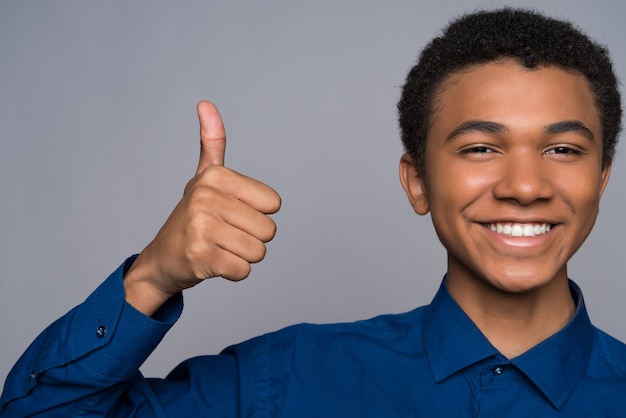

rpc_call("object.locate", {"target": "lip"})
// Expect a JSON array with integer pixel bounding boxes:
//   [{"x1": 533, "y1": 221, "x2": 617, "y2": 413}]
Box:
[{"x1": 477, "y1": 216, "x2": 558, "y2": 224}]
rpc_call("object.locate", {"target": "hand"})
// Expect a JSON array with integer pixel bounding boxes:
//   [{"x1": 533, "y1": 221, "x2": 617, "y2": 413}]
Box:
[{"x1": 124, "y1": 101, "x2": 281, "y2": 316}]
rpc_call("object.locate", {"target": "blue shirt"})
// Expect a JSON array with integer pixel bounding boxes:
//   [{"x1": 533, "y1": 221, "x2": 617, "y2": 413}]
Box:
[{"x1": 2, "y1": 257, "x2": 626, "y2": 417}]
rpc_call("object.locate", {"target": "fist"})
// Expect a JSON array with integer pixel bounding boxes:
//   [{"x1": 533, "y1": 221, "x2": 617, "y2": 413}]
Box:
[{"x1": 124, "y1": 101, "x2": 281, "y2": 315}]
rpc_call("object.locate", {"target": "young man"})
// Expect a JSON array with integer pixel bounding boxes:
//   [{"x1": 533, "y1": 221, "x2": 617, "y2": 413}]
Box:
[{"x1": 2, "y1": 8, "x2": 625, "y2": 417}]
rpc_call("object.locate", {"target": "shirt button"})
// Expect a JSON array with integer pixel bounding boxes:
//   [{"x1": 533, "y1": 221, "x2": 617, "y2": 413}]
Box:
[
  {"x1": 493, "y1": 367, "x2": 503, "y2": 375},
  {"x1": 96, "y1": 325, "x2": 107, "y2": 339},
  {"x1": 28, "y1": 372, "x2": 36, "y2": 381}
]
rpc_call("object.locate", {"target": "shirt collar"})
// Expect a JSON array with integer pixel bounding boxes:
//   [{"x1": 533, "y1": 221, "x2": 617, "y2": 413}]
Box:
[
  {"x1": 422, "y1": 278, "x2": 594, "y2": 410},
  {"x1": 422, "y1": 279, "x2": 499, "y2": 382}
]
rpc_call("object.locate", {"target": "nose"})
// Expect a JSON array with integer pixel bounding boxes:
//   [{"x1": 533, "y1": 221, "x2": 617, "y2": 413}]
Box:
[{"x1": 492, "y1": 152, "x2": 554, "y2": 205}]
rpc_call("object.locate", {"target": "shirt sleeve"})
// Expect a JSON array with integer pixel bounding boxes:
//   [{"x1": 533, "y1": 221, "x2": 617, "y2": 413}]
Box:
[{"x1": 0, "y1": 256, "x2": 185, "y2": 417}]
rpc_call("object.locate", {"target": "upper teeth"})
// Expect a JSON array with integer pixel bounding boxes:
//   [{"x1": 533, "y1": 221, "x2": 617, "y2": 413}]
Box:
[{"x1": 487, "y1": 223, "x2": 551, "y2": 237}]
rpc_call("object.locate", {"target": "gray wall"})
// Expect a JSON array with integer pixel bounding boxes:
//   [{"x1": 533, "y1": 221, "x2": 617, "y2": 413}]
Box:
[{"x1": 1, "y1": 0, "x2": 625, "y2": 380}]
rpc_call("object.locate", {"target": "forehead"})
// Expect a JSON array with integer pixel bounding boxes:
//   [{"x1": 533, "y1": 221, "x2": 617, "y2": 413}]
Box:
[{"x1": 428, "y1": 60, "x2": 601, "y2": 140}]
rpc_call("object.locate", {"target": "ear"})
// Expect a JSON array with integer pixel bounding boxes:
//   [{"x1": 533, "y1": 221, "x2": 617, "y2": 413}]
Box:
[
  {"x1": 399, "y1": 153, "x2": 430, "y2": 215},
  {"x1": 599, "y1": 162, "x2": 612, "y2": 198}
]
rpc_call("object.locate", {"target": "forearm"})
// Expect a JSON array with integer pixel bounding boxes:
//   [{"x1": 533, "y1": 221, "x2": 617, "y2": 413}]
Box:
[{"x1": 0, "y1": 258, "x2": 182, "y2": 416}]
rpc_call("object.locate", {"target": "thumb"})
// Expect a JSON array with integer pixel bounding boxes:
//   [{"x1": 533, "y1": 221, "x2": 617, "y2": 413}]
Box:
[{"x1": 196, "y1": 100, "x2": 226, "y2": 174}]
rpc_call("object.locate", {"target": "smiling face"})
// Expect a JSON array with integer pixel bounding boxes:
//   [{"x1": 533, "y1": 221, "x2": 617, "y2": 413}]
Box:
[{"x1": 400, "y1": 60, "x2": 611, "y2": 296}]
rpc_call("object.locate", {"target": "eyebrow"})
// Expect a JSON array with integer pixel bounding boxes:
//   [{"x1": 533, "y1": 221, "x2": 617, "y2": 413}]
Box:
[
  {"x1": 544, "y1": 120, "x2": 595, "y2": 142},
  {"x1": 446, "y1": 121, "x2": 507, "y2": 142},
  {"x1": 446, "y1": 119, "x2": 595, "y2": 142}
]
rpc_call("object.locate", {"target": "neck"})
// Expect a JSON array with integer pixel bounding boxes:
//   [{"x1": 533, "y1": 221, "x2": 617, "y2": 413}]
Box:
[{"x1": 446, "y1": 265, "x2": 576, "y2": 359}]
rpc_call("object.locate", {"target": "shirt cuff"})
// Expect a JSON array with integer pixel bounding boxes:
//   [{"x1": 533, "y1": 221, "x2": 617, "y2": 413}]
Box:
[
  {"x1": 68, "y1": 255, "x2": 183, "y2": 379},
  {"x1": 1, "y1": 257, "x2": 183, "y2": 406}
]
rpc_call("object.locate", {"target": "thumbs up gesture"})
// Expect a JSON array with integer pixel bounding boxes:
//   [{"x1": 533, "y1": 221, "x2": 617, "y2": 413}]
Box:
[{"x1": 124, "y1": 101, "x2": 282, "y2": 316}]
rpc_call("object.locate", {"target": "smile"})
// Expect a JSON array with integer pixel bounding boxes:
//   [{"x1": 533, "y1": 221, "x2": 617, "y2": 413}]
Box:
[{"x1": 485, "y1": 223, "x2": 552, "y2": 237}]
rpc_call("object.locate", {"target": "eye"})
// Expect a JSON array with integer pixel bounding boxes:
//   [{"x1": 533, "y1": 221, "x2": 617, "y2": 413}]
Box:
[
  {"x1": 459, "y1": 146, "x2": 496, "y2": 155},
  {"x1": 544, "y1": 146, "x2": 583, "y2": 156}
]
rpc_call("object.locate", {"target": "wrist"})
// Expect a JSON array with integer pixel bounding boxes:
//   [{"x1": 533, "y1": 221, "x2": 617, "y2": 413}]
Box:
[{"x1": 123, "y1": 253, "x2": 175, "y2": 317}]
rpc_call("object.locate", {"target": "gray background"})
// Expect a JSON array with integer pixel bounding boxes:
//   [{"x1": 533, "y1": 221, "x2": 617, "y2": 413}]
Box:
[{"x1": 1, "y1": 0, "x2": 625, "y2": 381}]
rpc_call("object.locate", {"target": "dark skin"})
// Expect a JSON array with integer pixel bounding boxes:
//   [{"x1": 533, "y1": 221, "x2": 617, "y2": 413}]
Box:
[
  {"x1": 399, "y1": 61, "x2": 610, "y2": 358},
  {"x1": 124, "y1": 101, "x2": 281, "y2": 317},
  {"x1": 126, "y1": 61, "x2": 610, "y2": 359}
]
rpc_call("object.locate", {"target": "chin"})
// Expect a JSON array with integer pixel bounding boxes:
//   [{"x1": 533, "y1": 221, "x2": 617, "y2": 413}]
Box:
[{"x1": 484, "y1": 271, "x2": 561, "y2": 295}]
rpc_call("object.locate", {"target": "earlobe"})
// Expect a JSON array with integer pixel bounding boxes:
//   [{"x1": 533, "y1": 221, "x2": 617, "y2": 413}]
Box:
[{"x1": 399, "y1": 153, "x2": 430, "y2": 215}]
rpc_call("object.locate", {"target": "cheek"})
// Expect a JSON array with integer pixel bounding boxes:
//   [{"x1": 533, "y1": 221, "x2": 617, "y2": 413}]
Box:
[
  {"x1": 556, "y1": 166, "x2": 603, "y2": 202},
  {"x1": 429, "y1": 166, "x2": 494, "y2": 208},
  {"x1": 555, "y1": 172, "x2": 603, "y2": 230},
  {"x1": 571, "y1": 188, "x2": 602, "y2": 222},
  {"x1": 461, "y1": 171, "x2": 496, "y2": 190}
]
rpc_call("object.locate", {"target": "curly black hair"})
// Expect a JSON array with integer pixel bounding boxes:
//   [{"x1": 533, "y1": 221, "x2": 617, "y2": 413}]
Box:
[{"x1": 398, "y1": 8, "x2": 622, "y2": 171}]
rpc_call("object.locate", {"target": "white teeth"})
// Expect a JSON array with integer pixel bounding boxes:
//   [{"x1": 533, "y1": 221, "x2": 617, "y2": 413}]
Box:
[
  {"x1": 486, "y1": 223, "x2": 552, "y2": 237},
  {"x1": 512, "y1": 224, "x2": 524, "y2": 236}
]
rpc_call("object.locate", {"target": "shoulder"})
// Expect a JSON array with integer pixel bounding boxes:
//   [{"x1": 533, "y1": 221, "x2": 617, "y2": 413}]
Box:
[
  {"x1": 221, "y1": 306, "x2": 432, "y2": 415},
  {"x1": 229, "y1": 305, "x2": 429, "y2": 358},
  {"x1": 591, "y1": 326, "x2": 626, "y2": 373},
  {"x1": 273, "y1": 305, "x2": 428, "y2": 342}
]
